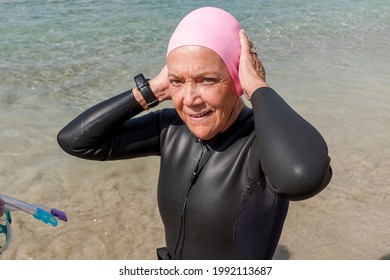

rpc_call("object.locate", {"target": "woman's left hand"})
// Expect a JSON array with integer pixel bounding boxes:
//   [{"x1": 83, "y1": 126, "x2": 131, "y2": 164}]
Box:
[{"x1": 238, "y1": 29, "x2": 269, "y2": 100}]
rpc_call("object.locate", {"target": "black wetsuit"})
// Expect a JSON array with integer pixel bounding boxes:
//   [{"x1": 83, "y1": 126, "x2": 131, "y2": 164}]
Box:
[{"x1": 57, "y1": 87, "x2": 332, "y2": 259}]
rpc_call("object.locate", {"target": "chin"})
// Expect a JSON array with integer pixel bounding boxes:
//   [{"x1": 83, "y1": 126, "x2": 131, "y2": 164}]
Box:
[
  {"x1": 190, "y1": 129, "x2": 217, "y2": 141},
  {"x1": 185, "y1": 118, "x2": 221, "y2": 140}
]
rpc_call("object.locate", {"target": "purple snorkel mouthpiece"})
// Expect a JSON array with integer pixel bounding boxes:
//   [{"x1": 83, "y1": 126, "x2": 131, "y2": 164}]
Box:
[{"x1": 51, "y1": 209, "x2": 68, "y2": 222}]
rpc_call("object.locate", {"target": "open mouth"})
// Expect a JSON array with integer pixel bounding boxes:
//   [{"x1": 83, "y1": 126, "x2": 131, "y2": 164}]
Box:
[{"x1": 188, "y1": 111, "x2": 212, "y2": 120}]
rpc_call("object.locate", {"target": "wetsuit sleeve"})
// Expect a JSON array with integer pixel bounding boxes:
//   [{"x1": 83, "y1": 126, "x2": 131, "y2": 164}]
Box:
[
  {"x1": 57, "y1": 89, "x2": 161, "y2": 160},
  {"x1": 251, "y1": 87, "x2": 332, "y2": 201}
]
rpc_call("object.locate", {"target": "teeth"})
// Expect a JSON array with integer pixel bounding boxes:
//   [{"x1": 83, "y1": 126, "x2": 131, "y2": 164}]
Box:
[{"x1": 194, "y1": 112, "x2": 208, "y2": 117}]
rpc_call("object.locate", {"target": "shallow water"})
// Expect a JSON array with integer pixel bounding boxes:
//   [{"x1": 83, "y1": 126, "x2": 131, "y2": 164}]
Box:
[{"x1": 1, "y1": 0, "x2": 389, "y2": 260}]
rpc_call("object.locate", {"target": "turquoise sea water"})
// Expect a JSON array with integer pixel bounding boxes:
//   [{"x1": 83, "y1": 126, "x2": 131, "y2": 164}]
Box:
[{"x1": 1, "y1": 0, "x2": 389, "y2": 259}]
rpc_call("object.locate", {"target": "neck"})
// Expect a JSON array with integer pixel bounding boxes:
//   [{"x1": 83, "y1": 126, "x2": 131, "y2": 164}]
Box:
[{"x1": 223, "y1": 96, "x2": 244, "y2": 133}]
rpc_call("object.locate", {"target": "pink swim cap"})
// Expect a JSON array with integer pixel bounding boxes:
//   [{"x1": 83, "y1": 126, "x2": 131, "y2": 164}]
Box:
[{"x1": 167, "y1": 7, "x2": 243, "y2": 95}]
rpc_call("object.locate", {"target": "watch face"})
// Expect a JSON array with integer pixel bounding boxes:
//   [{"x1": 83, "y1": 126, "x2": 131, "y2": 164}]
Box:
[{"x1": 135, "y1": 74, "x2": 148, "y2": 88}]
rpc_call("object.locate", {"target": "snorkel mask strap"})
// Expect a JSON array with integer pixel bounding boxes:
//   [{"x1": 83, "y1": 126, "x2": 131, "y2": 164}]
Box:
[
  {"x1": 5, "y1": 212, "x2": 12, "y2": 224},
  {"x1": 0, "y1": 212, "x2": 12, "y2": 254}
]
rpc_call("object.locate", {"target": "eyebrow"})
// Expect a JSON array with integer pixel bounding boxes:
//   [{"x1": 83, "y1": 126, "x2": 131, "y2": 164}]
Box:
[{"x1": 168, "y1": 71, "x2": 223, "y2": 79}]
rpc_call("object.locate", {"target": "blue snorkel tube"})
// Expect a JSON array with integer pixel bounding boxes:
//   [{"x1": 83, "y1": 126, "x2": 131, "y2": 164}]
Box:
[
  {"x1": 0, "y1": 194, "x2": 67, "y2": 254},
  {"x1": 0, "y1": 194, "x2": 67, "y2": 226}
]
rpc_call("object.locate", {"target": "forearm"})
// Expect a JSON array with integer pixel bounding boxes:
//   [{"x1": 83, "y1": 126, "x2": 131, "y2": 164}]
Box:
[
  {"x1": 57, "y1": 89, "x2": 144, "y2": 160},
  {"x1": 252, "y1": 87, "x2": 332, "y2": 200}
]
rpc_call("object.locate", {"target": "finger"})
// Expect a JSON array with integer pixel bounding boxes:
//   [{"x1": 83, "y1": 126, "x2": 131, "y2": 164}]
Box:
[
  {"x1": 249, "y1": 43, "x2": 257, "y2": 55},
  {"x1": 253, "y1": 57, "x2": 266, "y2": 81},
  {"x1": 239, "y1": 29, "x2": 251, "y2": 55}
]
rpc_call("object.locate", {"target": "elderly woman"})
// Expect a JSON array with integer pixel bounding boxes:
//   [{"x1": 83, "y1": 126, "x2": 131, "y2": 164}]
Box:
[{"x1": 57, "y1": 7, "x2": 332, "y2": 260}]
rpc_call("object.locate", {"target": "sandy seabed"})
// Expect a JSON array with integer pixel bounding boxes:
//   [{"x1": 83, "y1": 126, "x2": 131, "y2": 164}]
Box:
[{"x1": 1, "y1": 125, "x2": 389, "y2": 260}]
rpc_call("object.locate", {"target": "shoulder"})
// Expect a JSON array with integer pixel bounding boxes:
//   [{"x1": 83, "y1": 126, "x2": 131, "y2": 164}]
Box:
[
  {"x1": 159, "y1": 108, "x2": 182, "y2": 123},
  {"x1": 152, "y1": 108, "x2": 183, "y2": 128}
]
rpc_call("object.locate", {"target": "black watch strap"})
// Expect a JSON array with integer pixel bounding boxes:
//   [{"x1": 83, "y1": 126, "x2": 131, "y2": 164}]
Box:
[{"x1": 134, "y1": 74, "x2": 158, "y2": 108}]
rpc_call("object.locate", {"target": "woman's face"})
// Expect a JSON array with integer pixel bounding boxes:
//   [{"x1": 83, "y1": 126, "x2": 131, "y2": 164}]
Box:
[{"x1": 167, "y1": 46, "x2": 242, "y2": 140}]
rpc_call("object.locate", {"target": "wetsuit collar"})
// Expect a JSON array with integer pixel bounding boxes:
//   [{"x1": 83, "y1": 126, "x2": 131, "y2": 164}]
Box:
[{"x1": 190, "y1": 105, "x2": 253, "y2": 151}]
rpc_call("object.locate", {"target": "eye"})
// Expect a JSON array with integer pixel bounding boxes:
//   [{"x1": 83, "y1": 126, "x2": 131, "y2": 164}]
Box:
[
  {"x1": 201, "y1": 77, "x2": 218, "y2": 85},
  {"x1": 169, "y1": 79, "x2": 183, "y2": 87}
]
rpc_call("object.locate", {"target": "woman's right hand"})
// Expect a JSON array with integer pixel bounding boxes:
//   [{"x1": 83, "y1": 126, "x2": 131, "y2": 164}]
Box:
[
  {"x1": 150, "y1": 65, "x2": 171, "y2": 103},
  {"x1": 132, "y1": 65, "x2": 170, "y2": 110}
]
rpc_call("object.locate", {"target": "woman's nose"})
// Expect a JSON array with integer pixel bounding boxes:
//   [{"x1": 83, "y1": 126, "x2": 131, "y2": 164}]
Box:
[{"x1": 183, "y1": 83, "x2": 203, "y2": 106}]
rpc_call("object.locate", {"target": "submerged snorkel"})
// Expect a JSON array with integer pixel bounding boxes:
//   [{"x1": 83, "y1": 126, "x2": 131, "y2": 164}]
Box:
[{"x1": 0, "y1": 194, "x2": 67, "y2": 254}]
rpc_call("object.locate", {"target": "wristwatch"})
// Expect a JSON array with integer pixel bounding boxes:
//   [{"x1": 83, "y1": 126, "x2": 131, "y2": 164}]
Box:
[{"x1": 134, "y1": 74, "x2": 158, "y2": 108}]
